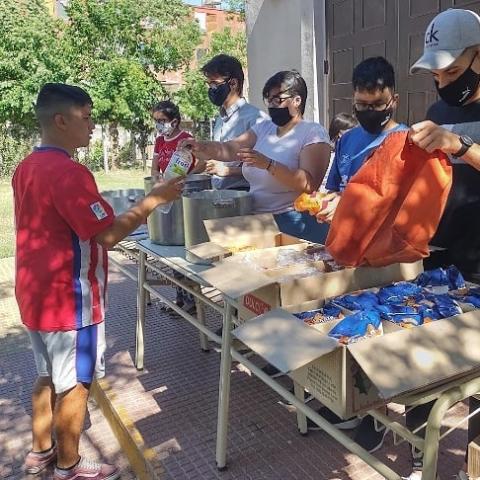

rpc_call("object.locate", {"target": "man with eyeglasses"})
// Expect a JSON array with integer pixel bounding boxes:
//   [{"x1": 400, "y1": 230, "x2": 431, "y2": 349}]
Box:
[
  {"x1": 316, "y1": 56, "x2": 407, "y2": 223},
  {"x1": 200, "y1": 54, "x2": 267, "y2": 191},
  {"x1": 405, "y1": 9, "x2": 480, "y2": 480}
]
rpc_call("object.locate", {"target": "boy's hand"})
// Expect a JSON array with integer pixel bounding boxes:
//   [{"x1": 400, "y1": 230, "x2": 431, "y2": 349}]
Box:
[
  {"x1": 409, "y1": 121, "x2": 462, "y2": 155},
  {"x1": 178, "y1": 138, "x2": 209, "y2": 160},
  {"x1": 315, "y1": 192, "x2": 341, "y2": 224},
  {"x1": 149, "y1": 176, "x2": 184, "y2": 205}
]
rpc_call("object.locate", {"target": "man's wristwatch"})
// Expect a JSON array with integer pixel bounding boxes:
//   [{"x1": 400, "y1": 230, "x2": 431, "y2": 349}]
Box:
[{"x1": 452, "y1": 135, "x2": 474, "y2": 158}]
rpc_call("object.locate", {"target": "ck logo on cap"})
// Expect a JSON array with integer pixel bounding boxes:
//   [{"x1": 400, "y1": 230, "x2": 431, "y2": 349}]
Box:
[{"x1": 425, "y1": 22, "x2": 439, "y2": 45}]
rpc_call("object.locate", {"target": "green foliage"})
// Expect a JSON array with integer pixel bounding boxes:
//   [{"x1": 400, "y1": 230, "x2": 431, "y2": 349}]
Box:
[
  {"x1": 224, "y1": 0, "x2": 246, "y2": 20},
  {"x1": 79, "y1": 141, "x2": 104, "y2": 172},
  {"x1": 117, "y1": 141, "x2": 138, "y2": 169},
  {"x1": 89, "y1": 57, "x2": 163, "y2": 130},
  {"x1": 0, "y1": 126, "x2": 34, "y2": 177},
  {"x1": 175, "y1": 70, "x2": 217, "y2": 122},
  {"x1": 210, "y1": 27, "x2": 247, "y2": 68},
  {"x1": 64, "y1": 0, "x2": 201, "y2": 80},
  {"x1": 0, "y1": 0, "x2": 67, "y2": 130}
]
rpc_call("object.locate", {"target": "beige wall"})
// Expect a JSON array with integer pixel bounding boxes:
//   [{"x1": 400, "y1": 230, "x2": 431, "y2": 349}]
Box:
[{"x1": 246, "y1": 0, "x2": 327, "y2": 124}]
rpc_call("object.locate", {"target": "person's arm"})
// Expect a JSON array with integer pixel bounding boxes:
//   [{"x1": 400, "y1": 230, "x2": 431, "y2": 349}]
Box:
[
  {"x1": 237, "y1": 141, "x2": 331, "y2": 193},
  {"x1": 179, "y1": 129, "x2": 257, "y2": 163},
  {"x1": 410, "y1": 120, "x2": 480, "y2": 171},
  {"x1": 94, "y1": 177, "x2": 184, "y2": 249},
  {"x1": 151, "y1": 154, "x2": 160, "y2": 177}
]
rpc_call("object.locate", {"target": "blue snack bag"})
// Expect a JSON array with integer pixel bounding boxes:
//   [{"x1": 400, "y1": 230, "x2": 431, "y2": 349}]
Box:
[
  {"x1": 415, "y1": 266, "x2": 466, "y2": 293},
  {"x1": 328, "y1": 310, "x2": 382, "y2": 344},
  {"x1": 375, "y1": 304, "x2": 423, "y2": 327},
  {"x1": 333, "y1": 291, "x2": 379, "y2": 311},
  {"x1": 377, "y1": 282, "x2": 423, "y2": 304}
]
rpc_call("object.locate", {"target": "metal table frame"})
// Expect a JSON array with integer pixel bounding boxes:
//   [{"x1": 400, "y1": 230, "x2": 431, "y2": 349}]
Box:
[
  {"x1": 134, "y1": 240, "x2": 225, "y2": 370},
  {"x1": 111, "y1": 239, "x2": 480, "y2": 479},
  {"x1": 215, "y1": 295, "x2": 480, "y2": 480}
]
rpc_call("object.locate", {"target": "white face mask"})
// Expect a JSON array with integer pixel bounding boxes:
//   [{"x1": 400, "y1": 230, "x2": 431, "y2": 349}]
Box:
[{"x1": 155, "y1": 121, "x2": 174, "y2": 136}]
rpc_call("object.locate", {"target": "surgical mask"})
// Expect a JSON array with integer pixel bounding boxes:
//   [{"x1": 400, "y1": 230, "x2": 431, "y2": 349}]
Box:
[
  {"x1": 355, "y1": 108, "x2": 393, "y2": 135},
  {"x1": 268, "y1": 107, "x2": 293, "y2": 127},
  {"x1": 208, "y1": 82, "x2": 231, "y2": 106},
  {"x1": 156, "y1": 121, "x2": 174, "y2": 136},
  {"x1": 436, "y1": 54, "x2": 480, "y2": 107}
]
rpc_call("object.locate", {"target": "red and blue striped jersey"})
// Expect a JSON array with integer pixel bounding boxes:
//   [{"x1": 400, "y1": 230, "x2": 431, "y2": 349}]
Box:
[{"x1": 13, "y1": 147, "x2": 114, "y2": 331}]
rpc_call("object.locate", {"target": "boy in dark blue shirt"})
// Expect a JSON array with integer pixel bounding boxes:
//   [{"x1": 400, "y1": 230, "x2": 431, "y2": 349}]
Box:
[{"x1": 317, "y1": 57, "x2": 408, "y2": 223}]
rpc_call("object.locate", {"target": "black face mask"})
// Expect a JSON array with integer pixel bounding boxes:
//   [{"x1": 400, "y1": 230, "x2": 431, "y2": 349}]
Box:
[
  {"x1": 436, "y1": 54, "x2": 480, "y2": 107},
  {"x1": 208, "y1": 82, "x2": 231, "y2": 107},
  {"x1": 268, "y1": 107, "x2": 293, "y2": 126},
  {"x1": 355, "y1": 108, "x2": 393, "y2": 135}
]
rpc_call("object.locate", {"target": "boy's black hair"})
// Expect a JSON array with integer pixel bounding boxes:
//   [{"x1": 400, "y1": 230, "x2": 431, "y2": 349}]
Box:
[
  {"x1": 152, "y1": 100, "x2": 181, "y2": 123},
  {"x1": 262, "y1": 70, "x2": 308, "y2": 114},
  {"x1": 352, "y1": 56, "x2": 395, "y2": 92},
  {"x1": 328, "y1": 113, "x2": 358, "y2": 141},
  {"x1": 35, "y1": 83, "x2": 92, "y2": 126},
  {"x1": 201, "y1": 54, "x2": 244, "y2": 95}
]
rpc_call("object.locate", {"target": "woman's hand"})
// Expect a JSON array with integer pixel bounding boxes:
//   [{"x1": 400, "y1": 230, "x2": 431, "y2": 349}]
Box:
[
  {"x1": 315, "y1": 192, "x2": 341, "y2": 223},
  {"x1": 237, "y1": 148, "x2": 271, "y2": 170},
  {"x1": 205, "y1": 160, "x2": 230, "y2": 177}
]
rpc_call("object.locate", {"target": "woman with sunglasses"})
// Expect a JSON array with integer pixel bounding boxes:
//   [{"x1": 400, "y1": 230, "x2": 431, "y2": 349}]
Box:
[{"x1": 181, "y1": 70, "x2": 331, "y2": 241}]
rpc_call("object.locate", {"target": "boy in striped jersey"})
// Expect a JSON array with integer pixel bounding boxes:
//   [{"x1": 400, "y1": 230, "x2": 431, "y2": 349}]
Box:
[{"x1": 13, "y1": 83, "x2": 182, "y2": 480}]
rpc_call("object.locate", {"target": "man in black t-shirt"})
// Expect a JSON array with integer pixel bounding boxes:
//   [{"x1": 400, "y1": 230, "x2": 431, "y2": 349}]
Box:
[
  {"x1": 407, "y1": 9, "x2": 480, "y2": 480},
  {"x1": 409, "y1": 9, "x2": 480, "y2": 281}
]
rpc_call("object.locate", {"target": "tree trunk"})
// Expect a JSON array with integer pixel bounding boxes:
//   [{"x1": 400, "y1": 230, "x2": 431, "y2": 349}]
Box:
[
  {"x1": 101, "y1": 125, "x2": 109, "y2": 173},
  {"x1": 108, "y1": 122, "x2": 120, "y2": 170}
]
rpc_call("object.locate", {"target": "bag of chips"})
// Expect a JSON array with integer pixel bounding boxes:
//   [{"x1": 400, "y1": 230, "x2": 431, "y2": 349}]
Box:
[{"x1": 328, "y1": 310, "x2": 382, "y2": 344}]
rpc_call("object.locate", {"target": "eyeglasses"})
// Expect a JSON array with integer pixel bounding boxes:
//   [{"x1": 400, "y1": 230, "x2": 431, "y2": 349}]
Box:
[
  {"x1": 264, "y1": 90, "x2": 293, "y2": 107},
  {"x1": 206, "y1": 78, "x2": 230, "y2": 89},
  {"x1": 353, "y1": 96, "x2": 394, "y2": 112}
]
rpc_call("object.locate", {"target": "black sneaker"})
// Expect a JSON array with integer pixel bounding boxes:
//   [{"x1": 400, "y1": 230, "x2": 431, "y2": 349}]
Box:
[
  {"x1": 353, "y1": 415, "x2": 388, "y2": 453},
  {"x1": 307, "y1": 406, "x2": 362, "y2": 430}
]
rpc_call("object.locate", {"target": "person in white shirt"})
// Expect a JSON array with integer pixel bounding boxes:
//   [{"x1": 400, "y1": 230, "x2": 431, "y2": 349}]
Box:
[{"x1": 182, "y1": 70, "x2": 331, "y2": 240}]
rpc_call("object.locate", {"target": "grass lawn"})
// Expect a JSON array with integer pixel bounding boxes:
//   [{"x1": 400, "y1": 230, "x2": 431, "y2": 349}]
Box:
[{"x1": 0, "y1": 169, "x2": 147, "y2": 259}]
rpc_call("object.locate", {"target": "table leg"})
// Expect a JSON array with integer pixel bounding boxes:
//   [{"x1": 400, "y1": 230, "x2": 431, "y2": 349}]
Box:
[
  {"x1": 216, "y1": 301, "x2": 234, "y2": 470},
  {"x1": 135, "y1": 250, "x2": 147, "y2": 370},
  {"x1": 194, "y1": 284, "x2": 209, "y2": 352},
  {"x1": 294, "y1": 381, "x2": 308, "y2": 435},
  {"x1": 146, "y1": 289, "x2": 151, "y2": 306}
]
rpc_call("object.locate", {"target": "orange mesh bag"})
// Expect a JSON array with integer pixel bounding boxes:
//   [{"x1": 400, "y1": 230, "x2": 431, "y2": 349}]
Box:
[{"x1": 325, "y1": 131, "x2": 452, "y2": 267}]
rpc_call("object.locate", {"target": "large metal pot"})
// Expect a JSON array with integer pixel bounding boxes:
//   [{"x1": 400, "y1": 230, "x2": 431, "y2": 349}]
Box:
[
  {"x1": 101, "y1": 189, "x2": 144, "y2": 215},
  {"x1": 183, "y1": 190, "x2": 253, "y2": 262},
  {"x1": 144, "y1": 174, "x2": 211, "y2": 245}
]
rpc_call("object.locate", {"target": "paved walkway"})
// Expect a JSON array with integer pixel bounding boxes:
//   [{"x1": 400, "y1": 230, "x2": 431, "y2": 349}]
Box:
[
  {"x1": 0, "y1": 257, "x2": 135, "y2": 479},
  {"x1": 0, "y1": 254, "x2": 470, "y2": 479}
]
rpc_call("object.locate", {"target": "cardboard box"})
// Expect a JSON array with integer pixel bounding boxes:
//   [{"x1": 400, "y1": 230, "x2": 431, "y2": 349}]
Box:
[
  {"x1": 232, "y1": 306, "x2": 480, "y2": 419},
  {"x1": 186, "y1": 213, "x2": 308, "y2": 265},
  {"x1": 196, "y1": 254, "x2": 423, "y2": 323}
]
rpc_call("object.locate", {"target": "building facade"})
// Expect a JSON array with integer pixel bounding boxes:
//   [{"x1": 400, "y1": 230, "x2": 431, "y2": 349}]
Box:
[{"x1": 246, "y1": 0, "x2": 480, "y2": 126}]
